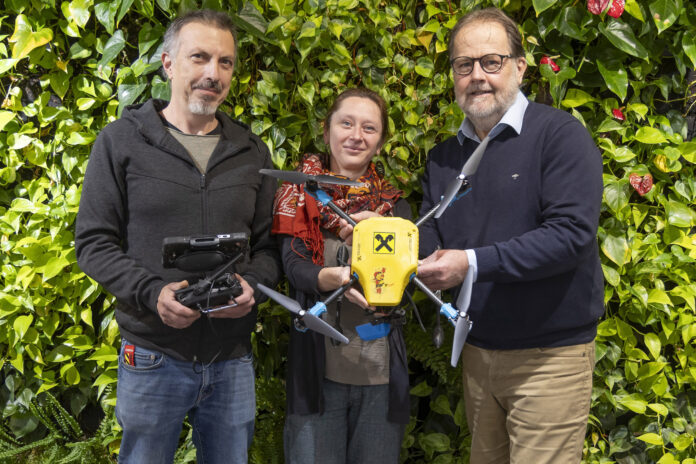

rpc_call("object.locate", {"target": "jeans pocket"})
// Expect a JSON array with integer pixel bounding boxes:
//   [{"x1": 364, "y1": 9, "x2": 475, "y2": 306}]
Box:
[{"x1": 119, "y1": 339, "x2": 165, "y2": 372}]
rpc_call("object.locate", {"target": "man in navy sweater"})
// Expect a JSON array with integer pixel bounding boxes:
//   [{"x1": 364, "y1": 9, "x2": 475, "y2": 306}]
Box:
[{"x1": 418, "y1": 8, "x2": 604, "y2": 463}]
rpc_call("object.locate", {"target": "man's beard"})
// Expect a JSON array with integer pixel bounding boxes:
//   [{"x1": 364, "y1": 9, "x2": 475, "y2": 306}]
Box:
[
  {"x1": 188, "y1": 79, "x2": 223, "y2": 116},
  {"x1": 458, "y1": 78, "x2": 519, "y2": 125},
  {"x1": 188, "y1": 99, "x2": 217, "y2": 116}
]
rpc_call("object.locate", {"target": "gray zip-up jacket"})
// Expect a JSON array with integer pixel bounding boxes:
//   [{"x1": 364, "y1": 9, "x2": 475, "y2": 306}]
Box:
[{"x1": 75, "y1": 99, "x2": 281, "y2": 362}]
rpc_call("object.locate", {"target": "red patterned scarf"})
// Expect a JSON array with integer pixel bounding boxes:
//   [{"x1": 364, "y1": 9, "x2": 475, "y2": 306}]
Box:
[{"x1": 272, "y1": 153, "x2": 401, "y2": 265}]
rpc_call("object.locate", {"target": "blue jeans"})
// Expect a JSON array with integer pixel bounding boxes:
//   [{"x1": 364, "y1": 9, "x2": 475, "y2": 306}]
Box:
[
  {"x1": 284, "y1": 379, "x2": 405, "y2": 464},
  {"x1": 115, "y1": 339, "x2": 255, "y2": 464}
]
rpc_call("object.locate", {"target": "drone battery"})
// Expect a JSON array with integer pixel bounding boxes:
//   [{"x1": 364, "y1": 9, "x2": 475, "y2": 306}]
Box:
[{"x1": 352, "y1": 217, "x2": 418, "y2": 306}]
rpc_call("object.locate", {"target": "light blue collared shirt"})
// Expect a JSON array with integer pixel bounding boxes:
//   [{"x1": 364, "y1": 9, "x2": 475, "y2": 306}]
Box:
[{"x1": 455, "y1": 91, "x2": 529, "y2": 311}]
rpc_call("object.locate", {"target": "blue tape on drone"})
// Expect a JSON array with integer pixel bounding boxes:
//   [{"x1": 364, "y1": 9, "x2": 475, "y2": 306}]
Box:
[{"x1": 355, "y1": 322, "x2": 391, "y2": 341}]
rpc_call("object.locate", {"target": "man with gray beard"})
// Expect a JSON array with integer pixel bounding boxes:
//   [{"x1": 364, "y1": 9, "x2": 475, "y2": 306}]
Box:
[
  {"x1": 418, "y1": 7, "x2": 604, "y2": 463},
  {"x1": 75, "y1": 9, "x2": 280, "y2": 464}
]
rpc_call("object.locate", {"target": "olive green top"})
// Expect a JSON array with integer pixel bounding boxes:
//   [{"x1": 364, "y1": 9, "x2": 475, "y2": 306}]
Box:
[{"x1": 322, "y1": 233, "x2": 390, "y2": 385}]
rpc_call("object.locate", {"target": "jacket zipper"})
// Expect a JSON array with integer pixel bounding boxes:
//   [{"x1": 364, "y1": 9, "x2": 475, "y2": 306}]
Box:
[{"x1": 200, "y1": 173, "x2": 207, "y2": 232}]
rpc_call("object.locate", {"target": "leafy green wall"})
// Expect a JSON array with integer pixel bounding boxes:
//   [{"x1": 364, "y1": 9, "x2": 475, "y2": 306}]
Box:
[{"x1": 1, "y1": 0, "x2": 695, "y2": 462}]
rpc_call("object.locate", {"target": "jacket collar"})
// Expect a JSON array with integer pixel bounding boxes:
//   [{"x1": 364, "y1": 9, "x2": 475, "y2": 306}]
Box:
[{"x1": 123, "y1": 99, "x2": 253, "y2": 168}]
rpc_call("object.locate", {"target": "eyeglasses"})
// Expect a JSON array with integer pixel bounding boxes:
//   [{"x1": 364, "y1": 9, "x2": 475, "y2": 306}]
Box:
[{"x1": 450, "y1": 54, "x2": 513, "y2": 76}]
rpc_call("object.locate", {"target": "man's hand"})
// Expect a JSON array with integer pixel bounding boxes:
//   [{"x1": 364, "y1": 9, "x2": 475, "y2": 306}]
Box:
[
  {"x1": 157, "y1": 281, "x2": 201, "y2": 328},
  {"x1": 338, "y1": 210, "x2": 380, "y2": 245},
  {"x1": 207, "y1": 274, "x2": 256, "y2": 319},
  {"x1": 417, "y1": 249, "x2": 469, "y2": 290}
]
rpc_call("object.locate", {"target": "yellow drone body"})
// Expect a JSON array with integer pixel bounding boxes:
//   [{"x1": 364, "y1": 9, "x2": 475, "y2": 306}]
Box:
[{"x1": 351, "y1": 217, "x2": 419, "y2": 306}]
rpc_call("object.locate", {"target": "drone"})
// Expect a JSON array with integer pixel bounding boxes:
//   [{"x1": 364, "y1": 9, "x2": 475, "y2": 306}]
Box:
[{"x1": 256, "y1": 138, "x2": 488, "y2": 366}]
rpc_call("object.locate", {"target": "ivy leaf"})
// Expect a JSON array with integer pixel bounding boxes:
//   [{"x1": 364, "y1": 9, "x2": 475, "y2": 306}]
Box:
[
  {"x1": 644, "y1": 333, "x2": 661, "y2": 360},
  {"x1": 431, "y1": 395, "x2": 453, "y2": 417},
  {"x1": 60, "y1": 362, "x2": 81, "y2": 385},
  {"x1": 602, "y1": 233, "x2": 630, "y2": 267},
  {"x1": 416, "y1": 31, "x2": 433, "y2": 49},
  {"x1": 604, "y1": 181, "x2": 629, "y2": 214},
  {"x1": 46, "y1": 345, "x2": 74, "y2": 363},
  {"x1": 297, "y1": 82, "x2": 315, "y2": 105},
  {"x1": 647, "y1": 403, "x2": 668, "y2": 416},
  {"x1": 597, "y1": 59, "x2": 628, "y2": 101},
  {"x1": 233, "y1": 2, "x2": 275, "y2": 45},
  {"x1": 414, "y1": 57, "x2": 434, "y2": 78},
  {"x1": 666, "y1": 200, "x2": 695, "y2": 228},
  {"x1": 49, "y1": 72, "x2": 70, "y2": 99},
  {"x1": 684, "y1": 34, "x2": 696, "y2": 68},
  {"x1": 418, "y1": 433, "x2": 450, "y2": 454},
  {"x1": 95, "y1": 1, "x2": 118, "y2": 34},
  {"x1": 98, "y1": 30, "x2": 126, "y2": 68},
  {"x1": 637, "y1": 432, "x2": 663, "y2": 446},
  {"x1": 0, "y1": 111, "x2": 15, "y2": 132},
  {"x1": 67, "y1": 0, "x2": 91, "y2": 29},
  {"x1": 619, "y1": 396, "x2": 647, "y2": 413},
  {"x1": 9, "y1": 14, "x2": 53, "y2": 60},
  {"x1": 673, "y1": 434, "x2": 694, "y2": 452},
  {"x1": 679, "y1": 141, "x2": 696, "y2": 163},
  {"x1": 561, "y1": 89, "x2": 596, "y2": 108},
  {"x1": 634, "y1": 127, "x2": 667, "y2": 144},
  {"x1": 116, "y1": 0, "x2": 134, "y2": 26},
  {"x1": 117, "y1": 83, "x2": 148, "y2": 116},
  {"x1": 602, "y1": 264, "x2": 621, "y2": 287},
  {"x1": 410, "y1": 380, "x2": 432, "y2": 397},
  {"x1": 155, "y1": 0, "x2": 171, "y2": 11},
  {"x1": 138, "y1": 23, "x2": 163, "y2": 57},
  {"x1": 13, "y1": 315, "x2": 33, "y2": 341},
  {"x1": 532, "y1": 0, "x2": 558, "y2": 15},
  {"x1": 598, "y1": 20, "x2": 649, "y2": 59},
  {"x1": 41, "y1": 254, "x2": 70, "y2": 280}
]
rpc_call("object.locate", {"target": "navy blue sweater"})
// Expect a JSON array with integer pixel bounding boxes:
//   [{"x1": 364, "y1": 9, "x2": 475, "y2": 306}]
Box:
[{"x1": 419, "y1": 101, "x2": 605, "y2": 349}]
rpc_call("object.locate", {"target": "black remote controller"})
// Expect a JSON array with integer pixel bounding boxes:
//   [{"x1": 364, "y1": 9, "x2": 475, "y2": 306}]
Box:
[{"x1": 175, "y1": 273, "x2": 243, "y2": 311}]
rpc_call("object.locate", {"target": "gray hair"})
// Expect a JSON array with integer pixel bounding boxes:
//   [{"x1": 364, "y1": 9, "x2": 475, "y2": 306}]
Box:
[
  {"x1": 162, "y1": 9, "x2": 238, "y2": 61},
  {"x1": 448, "y1": 8, "x2": 524, "y2": 60}
]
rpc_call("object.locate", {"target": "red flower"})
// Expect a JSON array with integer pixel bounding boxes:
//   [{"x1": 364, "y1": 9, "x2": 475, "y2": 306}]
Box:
[
  {"x1": 607, "y1": 0, "x2": 625, "y2": 17},
  {"x1": 540, "y1": 55, "x2": 560, "y2": 72},
  {"x1": 587, "y1": 0, "x2": 610, "y2": 15},
  {"x1": 629, "y1": 173, "x2": 653, "y2": 196},
  {"x1": 612, "y1": 108, "x2": 625, "y2": 120}
]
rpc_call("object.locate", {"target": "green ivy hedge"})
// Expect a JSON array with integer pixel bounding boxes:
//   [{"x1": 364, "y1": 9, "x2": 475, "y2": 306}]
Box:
[{"x1": 1, "y1": 0, "x2": 695, "y2": 462}]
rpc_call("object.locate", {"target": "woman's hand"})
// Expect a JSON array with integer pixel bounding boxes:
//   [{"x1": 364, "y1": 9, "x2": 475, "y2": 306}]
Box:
[
  {"x1": 317, "y1": 266, "x2": 376, "y2": 311},
  {"x1": 344, "y1": 287, "x2": 375, "y2": 311},
  {"x1": 317, "y1": 266, "x2": 351, "y2": 292},
  {"x1": 338, "y1": 210, "x2": 380, "y2": 245}
]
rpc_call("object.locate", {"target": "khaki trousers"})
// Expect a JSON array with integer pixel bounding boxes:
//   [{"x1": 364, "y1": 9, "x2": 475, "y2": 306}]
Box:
[{"x1": 462, "y1": 341, "x2": 595, "y2": 464}]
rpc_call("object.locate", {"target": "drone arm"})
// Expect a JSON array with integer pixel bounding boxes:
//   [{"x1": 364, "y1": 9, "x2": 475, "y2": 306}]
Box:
[
  {"x1": 305, "y1": 185, "x2": 358, "y2": 227},
  {"x1": 322, "y1": 275, "x2": 358, "y2": 307},
  {"x1": 412, "y1": 276, "x2": 458, "y2": 326}
]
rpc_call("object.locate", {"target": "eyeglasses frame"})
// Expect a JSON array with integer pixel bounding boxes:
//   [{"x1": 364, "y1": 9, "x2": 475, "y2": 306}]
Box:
[{"x1": 450, "y1": 54, "x2": 515, "y2": 76}]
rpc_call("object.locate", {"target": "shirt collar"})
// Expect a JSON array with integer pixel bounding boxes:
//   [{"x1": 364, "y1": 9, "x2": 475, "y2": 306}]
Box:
[{"x1": 457, "y1": 90, "x2": 529, "y2": 145}]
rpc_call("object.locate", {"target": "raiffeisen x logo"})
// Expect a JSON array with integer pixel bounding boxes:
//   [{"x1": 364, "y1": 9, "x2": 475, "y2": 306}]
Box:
[{"x1": 373, "y1": 232, "x2": 395, "y2": 254}]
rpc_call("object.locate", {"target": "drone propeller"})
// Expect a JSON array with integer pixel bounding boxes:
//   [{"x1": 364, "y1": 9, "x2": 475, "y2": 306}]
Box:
[
  {"x1": 259, "y1": 169, "x2": 363, "y2": 187},
  {"x1": 451, "y1": 314, "x2": 472, "y2": 367},
  {"x1": 257, "y1": 284, "x2": 349, "y2": 344},
  {"x1": 434, "y1": 136, "x2": 490, "y2": 219},
  {"x1": 450, "y1": 264, "x2": 475, "y2": 366}
]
